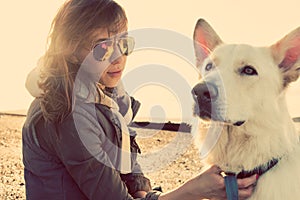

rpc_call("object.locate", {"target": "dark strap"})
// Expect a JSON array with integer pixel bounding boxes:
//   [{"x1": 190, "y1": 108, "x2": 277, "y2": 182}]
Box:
[
  {"x1": 237, "y1": 158, "x2": 279, "y2": 178},
  {"x1": 223, "y1": 172, "x2": 239, "y2": 200}
]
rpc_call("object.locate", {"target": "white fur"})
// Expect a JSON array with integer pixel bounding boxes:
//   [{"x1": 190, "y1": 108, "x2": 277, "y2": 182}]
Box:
[{"x1": 193, "y1": 19, "x2": 300, "y2": 199}]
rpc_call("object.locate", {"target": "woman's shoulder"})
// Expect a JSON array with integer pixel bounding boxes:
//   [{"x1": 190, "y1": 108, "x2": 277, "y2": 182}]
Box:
[
  {"x1": 61, "y1": 101, "x2": 114, "y2": 129},
  {"x1": 24, "y1": 98, "x2": 43, "y2": 128}
]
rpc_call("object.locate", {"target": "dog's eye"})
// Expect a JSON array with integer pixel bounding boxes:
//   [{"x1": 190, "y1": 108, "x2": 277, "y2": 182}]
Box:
[
  {"x1": 240, "y1": 65, "x2": 258, "y2": 76},
  {"x1": 205, "y1": 63, "x2": 214, "y2": 71}
]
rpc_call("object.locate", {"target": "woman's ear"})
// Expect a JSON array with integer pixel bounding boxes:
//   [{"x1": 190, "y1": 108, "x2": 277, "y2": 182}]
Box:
[
  {"x1": 193, "y1": 19, "x2": 223, "y2": 68},
  {"x1": 270, "y1": 27, "x2": 300, "y2": 87}
]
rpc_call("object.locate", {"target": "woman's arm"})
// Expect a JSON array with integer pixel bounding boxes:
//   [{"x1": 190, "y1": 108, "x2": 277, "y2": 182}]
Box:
[{"x1": 54, "y1": 106, "x2": 134, "y2": 200}]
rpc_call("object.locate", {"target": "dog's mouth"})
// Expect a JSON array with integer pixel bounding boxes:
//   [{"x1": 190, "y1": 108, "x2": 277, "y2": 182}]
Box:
[{"x1": 193, "y1": 103, "x2": 246, "y2": 126}]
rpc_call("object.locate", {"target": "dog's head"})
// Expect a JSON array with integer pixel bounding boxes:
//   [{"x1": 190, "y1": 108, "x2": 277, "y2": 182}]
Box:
[{"x1": 192, "y1": 19, "x2": 300, "y2": 126}]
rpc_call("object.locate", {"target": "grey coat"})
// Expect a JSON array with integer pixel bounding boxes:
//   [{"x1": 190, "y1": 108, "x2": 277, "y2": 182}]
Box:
[{"x1": 22, "y1": 93, "x2": 159, "y2": 199}]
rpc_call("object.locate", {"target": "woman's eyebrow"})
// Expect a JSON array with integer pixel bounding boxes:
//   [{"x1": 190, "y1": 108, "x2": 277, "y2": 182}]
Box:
[
  {"x1": 93, "y1": 32, "x2": 129, "y2": 44},
  {"x1": 119, "y1": 32, "x2": 128, "y2": 37}
]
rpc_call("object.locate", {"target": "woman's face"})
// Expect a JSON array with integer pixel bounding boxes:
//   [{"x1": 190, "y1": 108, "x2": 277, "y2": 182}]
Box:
[{"x1": 78, "y1": 28, "x2": 128, "y2": 88}]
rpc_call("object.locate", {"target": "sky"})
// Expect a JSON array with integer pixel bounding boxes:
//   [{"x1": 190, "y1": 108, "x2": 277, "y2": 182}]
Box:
[{"x1": 1, "y1": 0, "x2": 300, "y2": 123}]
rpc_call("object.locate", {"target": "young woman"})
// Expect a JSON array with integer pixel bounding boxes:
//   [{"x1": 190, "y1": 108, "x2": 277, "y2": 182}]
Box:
[{"x1": 23, "y1": 0, "x2": 257, "y2": 199}]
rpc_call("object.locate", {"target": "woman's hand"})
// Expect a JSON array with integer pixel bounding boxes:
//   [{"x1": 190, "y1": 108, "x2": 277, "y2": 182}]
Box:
[
  {"x1": 186, "y1": 165, "x2": 257, "y2": 200},
  {"x1": 236, "y1": 173, "x2": 257, "y2": 200},
  {"x1": 132, "y1": 191, "x2": 148, "y2": 198},
  {"x1": 159, "y1": 165, "x2": 257, "y2": 200}
]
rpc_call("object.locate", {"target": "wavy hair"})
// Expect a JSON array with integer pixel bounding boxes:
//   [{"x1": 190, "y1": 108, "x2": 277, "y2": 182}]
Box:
[{"x1": 39, "y1": 0, "x2": 127, "y2": 123}]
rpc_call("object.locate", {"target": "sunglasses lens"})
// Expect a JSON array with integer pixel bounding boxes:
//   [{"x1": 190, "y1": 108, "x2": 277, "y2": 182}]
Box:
[
  {"x1": 93, "y1": 40, "x2": 113, "y2": 61},
  {"x1": 92, "y1": 37, "x2": 134, "y2": 61},
  {"x1": 119, "y1": 37, "x2": 135, "y2": 56}
]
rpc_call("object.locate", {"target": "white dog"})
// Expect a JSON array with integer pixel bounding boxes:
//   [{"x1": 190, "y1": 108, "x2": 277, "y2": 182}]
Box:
[{"x1": 192, "y1": 19, "x2": 300, "y2": 199}]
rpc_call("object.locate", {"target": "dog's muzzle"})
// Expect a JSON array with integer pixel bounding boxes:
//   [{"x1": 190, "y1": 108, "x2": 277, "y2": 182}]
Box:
[{"x1": 192, "y1": 81, "x2": 218, "y2": 120}]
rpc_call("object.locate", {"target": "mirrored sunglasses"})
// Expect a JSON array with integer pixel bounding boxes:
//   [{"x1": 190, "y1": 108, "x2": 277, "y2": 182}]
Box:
[{"x1": 92, "y1": 36, "x2": 135, "y2": 61}]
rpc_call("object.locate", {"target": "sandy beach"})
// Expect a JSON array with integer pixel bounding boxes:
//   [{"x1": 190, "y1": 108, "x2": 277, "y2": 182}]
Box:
[
  {"x1": 0, "y1": 115, "x2": 25, "y2": 199},
  {"x1": 2, "y1": 114, "x2": 300, "y2": 199},
  {"x1": 0, "y1": 114, "x2": 201, "y2": 199}
]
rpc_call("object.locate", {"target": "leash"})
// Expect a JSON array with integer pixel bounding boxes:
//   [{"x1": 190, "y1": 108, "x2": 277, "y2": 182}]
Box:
[
  {"x1": 221, "y1": 172, "x2": 239, "y2": 200},
  {"x1": 222, "y1": 126, "x2": 239, "y2": 200}
]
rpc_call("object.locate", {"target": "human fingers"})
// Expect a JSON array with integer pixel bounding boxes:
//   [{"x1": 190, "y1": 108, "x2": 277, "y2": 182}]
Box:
[
  {"x1": 237, "y1": 174, "x2": 257, "y2": 188},
  {"x1": 208, "y1": 165, "x2": 222, "y2": 174},
  {"x1": 238, "y1": 185, "x2": 255, "y2": 200}
]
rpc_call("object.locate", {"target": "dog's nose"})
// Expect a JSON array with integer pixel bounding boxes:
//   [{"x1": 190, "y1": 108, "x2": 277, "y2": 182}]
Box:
[{"x1": 192, "y1": 82, "x2": 218, "y2": 102}]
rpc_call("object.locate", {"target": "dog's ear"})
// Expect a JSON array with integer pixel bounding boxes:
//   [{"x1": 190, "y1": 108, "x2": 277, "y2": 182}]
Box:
[
  {"x1": 271, "y1": 27, "x2": 300, "y2": 87},
  {"x1": 193, "y1": 19, "x2": 223, "y2": 68}
]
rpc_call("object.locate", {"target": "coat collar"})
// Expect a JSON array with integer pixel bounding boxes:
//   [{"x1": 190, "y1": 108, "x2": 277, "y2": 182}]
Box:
[{"x1": 74, "y1": 79, "x2": 122, "y2": 110}]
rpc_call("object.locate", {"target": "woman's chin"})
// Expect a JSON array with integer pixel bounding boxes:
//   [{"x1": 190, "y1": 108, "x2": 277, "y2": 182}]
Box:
[{"x1": 100, "y1": 72, "x2": 123, "y2": 88}]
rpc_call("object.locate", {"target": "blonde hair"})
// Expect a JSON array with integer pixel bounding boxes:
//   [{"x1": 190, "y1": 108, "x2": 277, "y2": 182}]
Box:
[{"x1": 40, "y1": 0, "x2": 127, "y2": 123}]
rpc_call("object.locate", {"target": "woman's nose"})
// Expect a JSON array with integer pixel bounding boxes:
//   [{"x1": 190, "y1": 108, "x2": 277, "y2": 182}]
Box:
[{"x1": 109, "y1": 43, "x2": 124, "y2": 64}]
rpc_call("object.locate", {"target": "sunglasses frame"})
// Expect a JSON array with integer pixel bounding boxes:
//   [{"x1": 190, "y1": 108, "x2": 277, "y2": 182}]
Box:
[{"x1": 91, "y1": 36, "x2": 135, "y2": 62}]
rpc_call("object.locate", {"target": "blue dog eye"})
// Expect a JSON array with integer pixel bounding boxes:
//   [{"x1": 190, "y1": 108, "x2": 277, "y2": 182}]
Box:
[
  {"x1": 240, "y1": 65, "x2": 258, "y2": 76},
  {"x1": 205, "y1": 63, "x2": 213, "y2": 71}
]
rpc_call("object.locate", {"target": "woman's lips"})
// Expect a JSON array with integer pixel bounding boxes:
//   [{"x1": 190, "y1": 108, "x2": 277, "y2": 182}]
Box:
[{"x1": 107, "y1": 70, "x2": 122, "y2": 77}]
